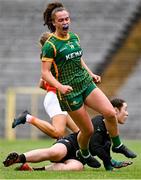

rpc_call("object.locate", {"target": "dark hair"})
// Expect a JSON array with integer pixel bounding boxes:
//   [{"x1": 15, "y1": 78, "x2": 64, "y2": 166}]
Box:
[
  {"x1": 43, "y1": 2, "x2": 66, "y2": 32},
  {"x1": 111, "y1": 98, "x2": 125, "y2": 110}
]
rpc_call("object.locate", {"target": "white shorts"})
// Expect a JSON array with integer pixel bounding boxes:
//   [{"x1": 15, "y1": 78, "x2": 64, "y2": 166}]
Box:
[{"x1": 43, "y1": 91, "x2": 67, "y2": 119}]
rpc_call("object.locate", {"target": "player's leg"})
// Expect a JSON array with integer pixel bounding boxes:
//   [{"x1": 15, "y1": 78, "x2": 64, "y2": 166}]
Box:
[
  {"x1": 45, "y1": 91, "x2": 79, "y2": 136},
  {"x1": 85, "y1": 87, "x2": 119, "y2": 137},
  {"x1": 12, "y1": 92, "x2": 68, "y2": 138},
  {"x1": 85, "y1": 87, "x2": 137, "y2": 158},
  {"x1": 18, "y1": 159, "x2": 84, "y2": 171},
  {"x1": 44, "y1": 91, "x2": 71, "y2": 137},
  {"x1": 44, "y1": 159, "x2": 84, "y2": 171},
  {"x1": 66, "y1": 115, "x2": 79, "y2": 133},
  {"x1": 68, "y1": 105, "x2": 101, "y2": 168},
  {"x1": 3, "y1": 143, "x2": 67, "y2": 167},
  {"x1": 12, "y1": 110, "x2": 66, "y2": 139}
]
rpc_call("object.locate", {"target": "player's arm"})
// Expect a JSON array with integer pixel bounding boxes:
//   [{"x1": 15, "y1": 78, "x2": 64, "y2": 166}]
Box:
[
  {"x1": 41, "y1": 61, "x2": 62, "y2": 89},
  {"x1": 41, "y1": 61, "x2": 72, "y2": 94},
  {"x1": 81, "y1": 58, "x2": 101, "y2": 83},
  {"x1": 41, "y1": 43, "x2": 73, "y2": 94},
  {"x1": 41, "y1": 43, "x2": 62, "y2": 89}
]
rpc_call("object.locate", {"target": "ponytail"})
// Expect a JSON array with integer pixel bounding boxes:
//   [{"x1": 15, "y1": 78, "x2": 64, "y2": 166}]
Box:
[{"x1": 43, "y1": 2, "x2": 64, "y2": 32}]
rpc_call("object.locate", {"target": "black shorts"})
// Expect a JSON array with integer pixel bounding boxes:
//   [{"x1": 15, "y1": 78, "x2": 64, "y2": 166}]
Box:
[{"x1": 55, "y1": 132, "x2": 79, "y2": 162}]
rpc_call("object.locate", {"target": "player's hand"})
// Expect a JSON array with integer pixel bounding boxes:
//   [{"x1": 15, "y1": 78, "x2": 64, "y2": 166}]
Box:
[
  {"x1": 118, "y1": 161, "x2": 133, "y2": 168},
  {"x1": 111, "y1": 160, "x2": 133, "y2": 168},
  {"x1": 92, "y1": 74, "x2": 101, "y2": 83},
  {"x1": 59, "y1": 85, "x2": 73, "y2": 94}
]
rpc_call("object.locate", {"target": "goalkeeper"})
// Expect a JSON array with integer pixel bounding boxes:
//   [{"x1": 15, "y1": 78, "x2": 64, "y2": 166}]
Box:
[
  {"x1": 3, "y1": 98, "x2": 136, "y2": 171},
  {"x1": 89, "y1": 98, "x2": 136, "y2": 170}
]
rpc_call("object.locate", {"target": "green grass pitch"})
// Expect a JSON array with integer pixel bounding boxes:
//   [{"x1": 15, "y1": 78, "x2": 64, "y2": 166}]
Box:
[{"x1": 0, "y1": 139, "x2": 141, "y2": 179}]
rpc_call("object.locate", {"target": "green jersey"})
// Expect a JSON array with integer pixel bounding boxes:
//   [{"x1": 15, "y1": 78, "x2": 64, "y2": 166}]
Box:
[{"x1": 41, "y1": 32, "x2": 93, "y2": 99}]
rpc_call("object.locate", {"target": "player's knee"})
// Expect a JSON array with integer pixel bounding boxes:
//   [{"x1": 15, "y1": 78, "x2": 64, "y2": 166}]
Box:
[
  {"x1": 67, "y1": 160, "x2": 84, "y2": 170},
  {"x1": 48, "y1": 149, "x2": 63, "y2": 161},
  {"x1": 73, "y1": 162, "x2": 84, "y2": 171},
  {"x1": 103, "y1": 108, "x2": 116, "y2": 122},
  {"x1": 55, "y1": 130, "x2": 65, "y2": 139},
  {"x1": 88, "y1": 125, "x2": 94, "y2": 136},
  {"x1": 51, "y1": 129, "x2": 65, "y2": 139}
]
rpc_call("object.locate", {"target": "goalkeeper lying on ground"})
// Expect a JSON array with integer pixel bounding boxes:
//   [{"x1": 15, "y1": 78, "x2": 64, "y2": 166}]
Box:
[{"x1": 3, "y1": 98, "x2": 136, "y2": 171}]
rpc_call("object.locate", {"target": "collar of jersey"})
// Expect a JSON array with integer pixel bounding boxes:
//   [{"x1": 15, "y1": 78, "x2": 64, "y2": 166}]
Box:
[{"x1": 52, "y1": 33, "x2": 70, "y2": 40}]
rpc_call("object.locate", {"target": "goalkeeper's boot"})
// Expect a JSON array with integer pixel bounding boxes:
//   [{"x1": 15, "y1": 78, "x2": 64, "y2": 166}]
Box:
[
  {"x1": 112, "y1": 144, "x2": 137, "y2": 158},
  {"x1": 76, "y1": 150, "x2": 101, "y2": 168},
  {"x1": 12, "y1": 110, "x2": 29, "y2": 128},
  {"x1": 3, "y1": 152, "x2": 19, "y2": 167}
]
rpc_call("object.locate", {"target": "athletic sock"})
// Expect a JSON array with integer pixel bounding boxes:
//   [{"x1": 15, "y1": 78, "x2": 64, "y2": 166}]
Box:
[
  {"x1": 111, "y1": 135, "x2": 122, "y2": 147},
  {"x1": 80, "y1": 149, "x2": 90, "y2": 158},
  {"x1": 26, "y1": 114, "x2": 34, "y2": 123},
  {"x1": 19, "y1": 154, "x2": 26, "y2": 163},
  {"x1": 33, "y1": 167, "x2": 45, "y2": 171}
]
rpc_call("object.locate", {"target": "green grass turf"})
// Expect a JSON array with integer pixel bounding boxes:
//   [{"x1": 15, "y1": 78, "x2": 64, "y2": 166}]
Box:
[{"x1": 0, "y1": 139, "x2": 141, "y2": 179}]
